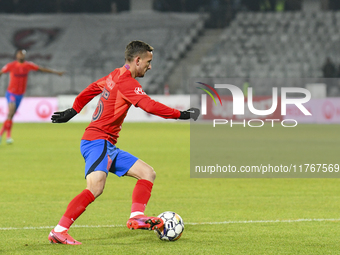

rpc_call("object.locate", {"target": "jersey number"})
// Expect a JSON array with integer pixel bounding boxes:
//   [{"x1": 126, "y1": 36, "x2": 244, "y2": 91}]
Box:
[{"x1": 92, "y1": 88, "x2": 110, "y2": 121}]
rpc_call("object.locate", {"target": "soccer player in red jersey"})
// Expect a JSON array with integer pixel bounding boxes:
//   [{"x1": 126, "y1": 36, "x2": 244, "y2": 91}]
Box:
[
  {"x1": 48, "y1": 40, "x2": 199, "y2": 245},
  {"x1": 0, "y1": 49, "x2": 64, "y2": 144}
]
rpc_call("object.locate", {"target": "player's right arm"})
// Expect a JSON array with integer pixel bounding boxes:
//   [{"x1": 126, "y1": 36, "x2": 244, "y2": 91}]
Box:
[
  {"x1": 1, "y1": 62, "x2": 12, "y2": 74},
  {"x1": 72, "y1": 77, "x2": 106, "y2": 113},
  {"x1": 51, "y1": 76, "x2": 106, "y2": 123},
  {"x1": 121, "y1": 81, "x2": 200, "y2": 120},
  {"x1": 0, "y1": 62, "x2": 13, "y2": 78}
]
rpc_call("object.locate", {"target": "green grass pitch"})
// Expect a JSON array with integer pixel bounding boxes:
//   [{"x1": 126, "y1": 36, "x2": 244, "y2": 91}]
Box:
[{"x1": 0, "y1": 122, "x2": 340, "y2": 254}]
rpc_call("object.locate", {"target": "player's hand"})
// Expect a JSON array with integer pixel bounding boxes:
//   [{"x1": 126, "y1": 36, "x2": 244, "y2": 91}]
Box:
[
  {"x1": 51, "y1": 108, "x2": 77, "y2": 123},
  {"x1": 57, "y1": 71, "x2": 65, "y2": 76},
  {"x1": 179, "y1": 108, "x2": 200, "y2": 121}
]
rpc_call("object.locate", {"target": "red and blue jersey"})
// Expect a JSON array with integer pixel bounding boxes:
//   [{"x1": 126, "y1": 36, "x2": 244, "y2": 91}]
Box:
[
  {"x1": 1, "y1": 60, "x2": 39, "y2": 95},
  {"x1": 73, "y1": 65, "x2": 181, "y2": 145}
]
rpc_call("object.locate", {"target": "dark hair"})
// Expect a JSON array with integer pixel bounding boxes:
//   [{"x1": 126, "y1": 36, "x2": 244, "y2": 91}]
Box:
[
  {"x1": 125, "y1": 41, "x2": 153, "y2": 62},
  {"x1": 14, "y1": 49, "x2": 26, "y2": 57}
]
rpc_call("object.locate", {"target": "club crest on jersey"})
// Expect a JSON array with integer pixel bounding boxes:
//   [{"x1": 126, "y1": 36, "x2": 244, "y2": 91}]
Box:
[
  {"x1": 134, "y1": 87, "x2": 146, "y2": 95},
  {"x1": 106, "y1": 74, "x2": 116, "y2": 90}
]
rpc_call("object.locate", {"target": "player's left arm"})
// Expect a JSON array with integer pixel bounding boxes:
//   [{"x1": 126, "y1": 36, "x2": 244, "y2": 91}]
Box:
[
  {"x1": 120, "y1": 81, "x2": 200, "y2": 120},
  {"x1": 136, "y1": 96, "x2": 200, "y2": 121},
  {"x1": 136, "y1": 96, "x2": 181, "y2": 119},
  {"x1": 38, "y1": 66, "x2": 65, "y2": 76},
  {"x1": 119, "y1": 82, "x2": 180, "y2": 119}
]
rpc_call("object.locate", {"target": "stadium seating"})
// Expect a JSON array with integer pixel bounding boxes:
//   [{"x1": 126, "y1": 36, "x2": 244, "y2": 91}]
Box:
[
  {"x1": 0, "y1": 12, "x2": 205, "y2": 96},
  {"x1": 192, "y1": 11, "x2": 340, "y2": 95}
]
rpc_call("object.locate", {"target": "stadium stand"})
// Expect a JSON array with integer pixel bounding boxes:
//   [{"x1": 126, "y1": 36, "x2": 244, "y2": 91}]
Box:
[
  {"x1": 0, "y1": 12, "x2": 206, "y2": 96},
  {"x1": 191, "y1": 11, "x2": 340, "y2": 95}
]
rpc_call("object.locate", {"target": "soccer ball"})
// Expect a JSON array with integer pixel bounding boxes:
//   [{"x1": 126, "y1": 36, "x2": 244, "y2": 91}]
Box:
[{"x1": 154, "y1": 211, "x2": 184, "y2": 241}]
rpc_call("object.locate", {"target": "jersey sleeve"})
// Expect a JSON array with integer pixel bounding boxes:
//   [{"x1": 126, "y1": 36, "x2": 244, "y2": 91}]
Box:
[
  {"x1": 26, "y1": 61, "x2": 40, "y2": 71},
  {"x1": 72, "y1": 76, "x2": 106, "y2": 113},
  {"x1": 1, "y1": 62, "x2": 13, "y2": 73},
  {"x1": 136, "y1": 97, "x2": 181, "y2": 119},
  {"x1": 120, "y1": 81, "x2": 180, "y2": 119}
]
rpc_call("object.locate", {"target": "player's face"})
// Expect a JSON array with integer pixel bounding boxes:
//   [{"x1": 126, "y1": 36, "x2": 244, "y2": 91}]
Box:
[
  {"x1": 136, "y1": 51, "x2": 152, "y2": 77},
  {"x1": 16, "y1": 50, "x2": 26, "y2": 62}
]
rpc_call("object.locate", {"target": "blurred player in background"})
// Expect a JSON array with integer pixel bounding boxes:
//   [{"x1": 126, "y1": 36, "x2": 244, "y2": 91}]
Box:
[
  {"x1": 0, "y1": 49, "x2": 65, "y2": 144},
  {"x1": 48, "y1": 40, "x2": 199, "y2": 245}
]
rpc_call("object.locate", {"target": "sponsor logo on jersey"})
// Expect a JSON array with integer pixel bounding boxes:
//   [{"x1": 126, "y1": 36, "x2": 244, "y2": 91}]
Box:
[{"x1": 134, "y1": 87, "x2": 146, "y2": 95}]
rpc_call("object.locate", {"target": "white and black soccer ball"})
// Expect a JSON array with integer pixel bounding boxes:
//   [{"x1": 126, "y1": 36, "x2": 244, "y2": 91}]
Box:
[{"x1": 154, "y1": 211, "x2": 184, "y2": 241}]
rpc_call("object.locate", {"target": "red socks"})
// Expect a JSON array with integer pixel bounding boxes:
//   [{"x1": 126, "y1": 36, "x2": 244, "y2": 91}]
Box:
[
  {"x1": 131, "y1": 179, "x2": 153, "y2": 215},
  {"x1": 0, "y1": 123, "x2": 5, "y2": 136},
  {"x1": 0, "y1": 120, "x2": 12, "y2": 138},
  {"x1": 57, "y1": 180, "x2": 153, "y2": 229},
  {"x1": 6, "y1": 120, "x2": 12, "y2": 138},
  {"x1": 58, "y1": 189, "x2": 95, "y2": 229}
]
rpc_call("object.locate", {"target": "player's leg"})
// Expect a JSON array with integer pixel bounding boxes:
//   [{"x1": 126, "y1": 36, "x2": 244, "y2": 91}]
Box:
[
  {"x1": 107, "y1": 148, "x2": 161, "y2": 230},
  {"x1": 4, "y1": 102, "x2": 16, "y2": 144},
  {"x1": 49, "y1": 171, "x2": 104, "y2": 242},
  {"x1": 0, "y1": 92, "x2": 14, "y2": 140},
  {"x1": 53, "y1": 171, "x2": 105, "y2": 230},
  {"x1": 125, "y1": 159, "x2": 156, "y2": 181},
  {"x1": 85, "y1": 170, "x2": 107, "y2": 198},
  {"x1": 49, "y1": 140, "x2": 109, "y2": 245},
  {"x1": 48, "y1": 185, "x2": 96, "y2": 245},
  {"x1": 125, "y1": 159, "x2": 156, "y2": 217},
  {"x1": 124, "y1": 159, "x2": 163, "y2": 230},
  {"x1": 7, "y1": 101, "x2": 17, "y2": 120},
  {"x1": 0, "y1": 102, "x2": 15, "y2": 144},
  {"x1": 0, "y1": 92, "x2": 22, "y2": 144}
]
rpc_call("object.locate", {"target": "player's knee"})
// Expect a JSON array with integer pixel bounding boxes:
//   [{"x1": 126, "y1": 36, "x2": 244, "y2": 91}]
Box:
[
  {"x1": 145, "y1": 166, "x2": 156, "y2": 182},
  {"x1": 7, "y1": 110, "x2": 15, "y2": 119},
  {"x1": 86, "y1": 171, "x2": 107, "y2": 198},
  {"x1": 126, "y1": 160, "x2": 156, "y2": 182},
  {"x1": 95, "y1": 188, "x2": 104, "y2": 198},
  {"x1": 150, "y1": 167, "x2": 156, "y2": 181},
  {"x1": 139, "y1": 164, "x2": 156, "y2": 182},
  {"x1": 8, "y1": 104, "x2": 16, "y2": 118},
  {"x1": 89, "y1": 185, "x2": 104, "y2": 198}
]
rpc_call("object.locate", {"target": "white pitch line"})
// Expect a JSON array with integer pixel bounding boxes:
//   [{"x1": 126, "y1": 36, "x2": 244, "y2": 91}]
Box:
[
  {"x1": 0, "y1": 218, "x2": 339, "y2": 231},
  {"x1": 185, "y1": 218, "x2": 340, "y2": 225},
  {"x1": 0, "y1": 224, "x2": 125, "y2": 231}
]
